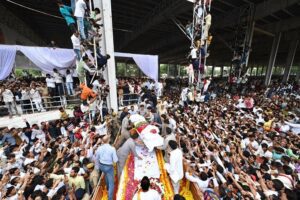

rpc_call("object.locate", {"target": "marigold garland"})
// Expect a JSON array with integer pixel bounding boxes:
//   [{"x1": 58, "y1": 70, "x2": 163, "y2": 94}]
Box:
[
  {"x1": 113, "y1": 150, "x2": 194, "y2": 200},
  {"x1": 156, "y1": 150, "x2": 174, "y2": 200}
]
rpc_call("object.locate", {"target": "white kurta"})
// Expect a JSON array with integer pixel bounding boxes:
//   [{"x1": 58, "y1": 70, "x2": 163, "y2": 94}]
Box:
[
  {"x1": 132, "y1": 189, "x2": 161, "y2": 200},
  {"x1": 165, "y1": 148, "x2": 184, "y2": 183}
]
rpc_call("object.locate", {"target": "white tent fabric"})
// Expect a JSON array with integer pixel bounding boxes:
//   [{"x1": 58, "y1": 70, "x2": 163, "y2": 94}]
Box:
[
  {"x1": 0, "y1": 45, "x2": 76, "y2": 80},
  {"x1": 18, "y1": 46, "x2": 76, "y2": 74},
  {"x1": 0, "y1": 45, "x2": 17, "y2": 80},
  {"x1": 114, "y1": 52, "x2": 158, "y2": 81},
  {"x1": 0, "y1": 45, "x2": 158, "y2": 81}
]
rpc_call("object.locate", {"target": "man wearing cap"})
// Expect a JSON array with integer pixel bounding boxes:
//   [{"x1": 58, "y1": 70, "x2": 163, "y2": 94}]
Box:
[
  {"x1": 87, "y1": 163, "x2": 99, "y2": 191},
  {"x1": 95, "y1": 135, "x2": 118, "y2": 200}
]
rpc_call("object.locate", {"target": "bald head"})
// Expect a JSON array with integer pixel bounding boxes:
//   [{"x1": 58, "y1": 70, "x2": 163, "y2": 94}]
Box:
[{"x1": 102, "y1": 135, "x2": 110, "y2": 143}]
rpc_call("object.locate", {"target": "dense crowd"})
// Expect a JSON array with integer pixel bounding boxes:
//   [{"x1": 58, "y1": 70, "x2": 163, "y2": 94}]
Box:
[
  {"x1": 117, "y1": 78, "x2": 300, "y2": 200},
  {"x1": 0, "y1": 75, "x2": 300, "y2": 200}
]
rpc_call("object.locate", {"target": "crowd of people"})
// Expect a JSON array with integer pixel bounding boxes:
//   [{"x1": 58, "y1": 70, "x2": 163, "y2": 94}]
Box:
[
  {"x1": 0, "y1": 73, "x2": 300, "y2": 200},
  {"x1": 0, "y1": 68, "x2": 78, "y2": 117},
  {"x1": 119, "y1": 78, "x2": 300, "y2": 200}
]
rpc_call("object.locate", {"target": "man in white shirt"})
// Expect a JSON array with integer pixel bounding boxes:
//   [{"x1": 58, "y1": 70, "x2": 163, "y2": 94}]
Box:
[
  {"x1": 29, "y1": 85, "x2": 45, "y2": 112},
  {"x1": 45, "y1": 74, "x2": 56, "y2": 97},
  {"x1": 71, "y1": 32, "x2": 81, "y2": 60},
  {"x1": 1, "y1": 86, "x2": 20, "y2": 118},
  {"x1": 164, "y1": 140, "x2": 183, "y2": 194},
  {"x1": 242, "y1": 134, "x2": 259, "y2": 153},
  {"x1": 74, "y1": 0, "x2": 87, "y2": 40},
  {"x1": 53, "y1": 68, "x2": 64, "y2": 96},
  {"x1": 21, "y1": 86, "x2": 31, "y2": 112},
  {"x1": 255, "y1": 143, "x2": 272, "y2": 159},
  {"x1": 65, "y1": 69, "x2": 74, "y2": 96},
  {"x1": 133, "y1": 176, "x2": 161, "y2": 200}
]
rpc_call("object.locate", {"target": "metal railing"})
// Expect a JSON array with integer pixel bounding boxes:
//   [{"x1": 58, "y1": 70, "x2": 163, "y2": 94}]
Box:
[
  {"x1": 16, "y1": 95, "x2": 81, "y2": 114},
  {"x1": 119, "y1": 93, "x2": 141, "y2": 106}
]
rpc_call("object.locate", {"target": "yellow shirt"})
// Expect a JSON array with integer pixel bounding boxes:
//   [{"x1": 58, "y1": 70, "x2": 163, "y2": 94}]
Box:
[
  {"x1": 50, "y1": 174, "x2": 85, "y2": 190},
  {"x1": 263, "y1": 119, "x2": 274, "y2": 131},
  {"x1": 60, "y1": 111, "x2": 69, "y2": 120}
]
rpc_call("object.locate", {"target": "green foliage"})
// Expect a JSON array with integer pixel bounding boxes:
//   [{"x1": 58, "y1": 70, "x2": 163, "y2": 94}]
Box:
[{"x1": 15, "y1": 68, "x2": 42, "y2": 78}]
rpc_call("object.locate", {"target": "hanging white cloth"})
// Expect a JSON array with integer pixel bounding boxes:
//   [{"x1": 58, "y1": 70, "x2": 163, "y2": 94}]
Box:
[
  {"x1": 114, "y1": 52, "x2": 159, "y2": 81},
  {"x1": 18, "y1": 46, "x2": 76, "y2": 74},
  {"x1": 0, "y1": 45, "x2": 158, "y2": 81},
  {"x1": 0, "y1": 45, "x2": 17, "y2": 80}
]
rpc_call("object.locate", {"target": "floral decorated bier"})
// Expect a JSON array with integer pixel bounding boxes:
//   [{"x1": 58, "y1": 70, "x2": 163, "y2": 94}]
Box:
[
  {"x1": 116, "y1": 114, "x2": 171, "y2": 200},
  {"x1": 129, "y1": 114, "x2": 164, "y2": 152}
]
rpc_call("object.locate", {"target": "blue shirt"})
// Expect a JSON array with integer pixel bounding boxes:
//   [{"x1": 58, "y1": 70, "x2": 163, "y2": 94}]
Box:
[
  {"x1": 1, "y1": 133, "x2": 16, "y2": 146},
  {"x1": 59, "y1": 5, "x2": 75, "y2": 26},
  {"x1": 95, "y1": 144, "x2": 118, "y2": 168}
]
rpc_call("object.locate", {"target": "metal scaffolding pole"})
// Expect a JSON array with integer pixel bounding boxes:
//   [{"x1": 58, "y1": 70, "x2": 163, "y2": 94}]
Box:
[
  {"x1": 282, "y1": 39, "x2": 299, "y2": 83},
  {"x1": 264, "y1": 32, "x2": 281, "y2": 86}
]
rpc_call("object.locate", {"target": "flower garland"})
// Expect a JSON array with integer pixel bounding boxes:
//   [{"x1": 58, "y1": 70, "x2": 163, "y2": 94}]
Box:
[
  {"x1": 179, "y1": 178, "x2": 194, "y2": 200},
  {"x1": 124, "y1": 154, "x2": 139, "y2": 199},
  {"x1": 156, "y1": 150, "x2": 174, "y2": 200}
]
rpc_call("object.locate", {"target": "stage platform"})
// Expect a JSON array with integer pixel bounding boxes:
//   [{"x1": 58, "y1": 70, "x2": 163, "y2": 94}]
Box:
[{"x1": 0, "y1": 109, "x2": 74, "y2": 129}]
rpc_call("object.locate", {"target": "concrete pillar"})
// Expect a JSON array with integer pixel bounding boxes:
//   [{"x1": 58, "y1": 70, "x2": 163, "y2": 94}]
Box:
[
  {"x1": 265, "y1": 32, "x2": 281, "y2": 86},
  {"x1": 220, "y1": 66, "x2": 224, "y2": 77},
  {"x1": 256, "y1": 66, "x2": 259, "y2": 76},
  {"x1": 211, "y1": 65, "x2": 215, "y2": 77},
  {"x1": 282, "y1": 40, "x2": 299, "y2": 83},
  {"x1": 94, "y1": 0, "x2": 118, "y2": 111},
  {"x1": 296, "y1": 67, "x2": 300, "y2": 83},
  {"x1": 245, "y1": 21, "x2": 255, "y2": 68}
]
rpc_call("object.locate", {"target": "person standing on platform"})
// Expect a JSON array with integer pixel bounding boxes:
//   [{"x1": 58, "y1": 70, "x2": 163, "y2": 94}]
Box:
[
  {"x1": 65, "y1": 69, "x2": 74, "y2": 96},
  {"x1": 165, "y1": 140, "x2": 184, "y2": 194},
  {"x1": 117, "y1": 134, "x2": 142, "y2": 178},
  {"x1": 95, "y1": 135, "x2": 118, "y2": 200},
  {"x1": 53, "y1": 68, "x2": 64, "y2": 97},
  {"x1": 45, "y1": 74, "x2": 56, "y2": 97},
  {"x1": 1, "y1": 85, "x2": 20, "y2": 118},
  {"x1": 29, "y1": 84, "x2": 46, "y2": 112}
]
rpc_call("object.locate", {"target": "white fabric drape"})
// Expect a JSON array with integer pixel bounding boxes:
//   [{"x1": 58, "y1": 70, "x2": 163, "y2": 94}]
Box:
[
  {"x1": 115, "y1": 52, "x2": 158, "y2": 81},
  {"x1": 0, "y1": 45, "x2": 17, "y2": 80},
  {"x1": 0, "y1": 45, "x2": 158, "y2": 81},
  {"x1": 18, "y1": 46, "x2": 76, "y2": 74}
]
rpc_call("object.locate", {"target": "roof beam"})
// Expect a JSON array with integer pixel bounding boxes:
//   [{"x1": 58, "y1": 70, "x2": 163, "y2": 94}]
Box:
[
  {"x1": 218, "y1": 0, "x2": 238, "y2": 8},
  {"x1": 259, "y1": 16, "x2": 300, "y2": 33},
  {"x1": 254, "y1": 0, "x2": 299, "y2": 20},
  {"x1": 117, "y1": 0, "x2": 190, "y2": 50},
  {"x1": 214, "y1": 0, "x2": 299, "y2": 29}
]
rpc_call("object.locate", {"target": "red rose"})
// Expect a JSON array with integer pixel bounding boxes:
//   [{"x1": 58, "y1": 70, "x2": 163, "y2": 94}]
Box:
[{"x1": 150, "y1": 129, "x2": 157, "y2": 134}]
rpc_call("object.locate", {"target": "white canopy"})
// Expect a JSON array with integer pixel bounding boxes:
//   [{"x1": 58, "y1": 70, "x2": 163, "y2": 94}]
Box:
[{"x1": 0, "y1": 44, "x2": 159, "y2": 81}]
